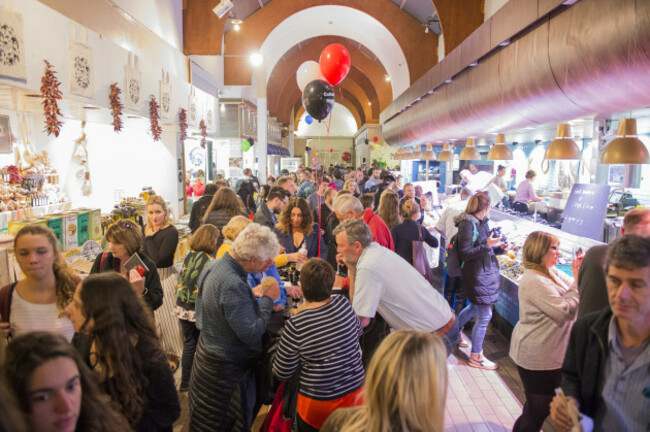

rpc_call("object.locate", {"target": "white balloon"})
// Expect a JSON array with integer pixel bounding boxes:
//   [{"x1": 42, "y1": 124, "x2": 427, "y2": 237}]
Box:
[{"x1": 296, "y1": 60, "x2": 325, "y2": 92}]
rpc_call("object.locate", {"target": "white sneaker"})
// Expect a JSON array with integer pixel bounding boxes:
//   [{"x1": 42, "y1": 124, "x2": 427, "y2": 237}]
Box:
[
  {"x1": 458, "y1": 334, "x2": 470, "y2": 348},
  {"x1": 469, "y1": 352, "x2": 498, "y2": 370}
]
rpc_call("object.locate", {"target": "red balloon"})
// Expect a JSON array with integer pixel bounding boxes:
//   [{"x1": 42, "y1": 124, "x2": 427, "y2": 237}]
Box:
[
  {"x1": 319, "y1": 44, "x2": 351, "y2": 86},
  {"x1": 329, "y1": 148, "x2": 333, "y2": 152},
  {"x1": 373, "y1": 136, "x2": 379, "y2": 142},
  {"x1": 342, "y1": 151, "x2": 351, "y2": 161}
]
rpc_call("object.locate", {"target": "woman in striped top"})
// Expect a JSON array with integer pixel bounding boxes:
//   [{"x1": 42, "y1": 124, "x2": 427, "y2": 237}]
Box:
[{"x1": 273, "y1": 258, "x2": 364, "y2": 432}]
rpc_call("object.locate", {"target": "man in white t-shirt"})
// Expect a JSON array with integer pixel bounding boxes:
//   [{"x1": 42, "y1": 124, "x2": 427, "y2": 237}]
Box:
[{"x1": 333, "y1": 219, "x2": 459, "y2": 359}]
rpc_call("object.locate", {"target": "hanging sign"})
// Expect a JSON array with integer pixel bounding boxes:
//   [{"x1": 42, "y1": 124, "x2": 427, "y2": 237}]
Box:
[
  {"x1": 68, "y1": 37, "x2": 94, "y2": 98},
  {"x1": 160, "y1": 70, "x2": 172, "y2": 119},
  {"x1": 124, "y1": 53, "x2": 142, "y2": 111},
  {"x1": 0, "y1": 7, "x2": 26, "y2": 80}
]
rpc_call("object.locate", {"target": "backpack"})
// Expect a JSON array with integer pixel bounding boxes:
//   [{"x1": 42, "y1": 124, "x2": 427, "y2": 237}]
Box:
[{"x1": 445, "y1": 220, "x2": 478, "y2": 277}]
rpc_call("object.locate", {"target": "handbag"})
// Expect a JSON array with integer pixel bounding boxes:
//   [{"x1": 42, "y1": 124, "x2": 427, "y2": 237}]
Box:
[{"x1": 412, "y1": 225, "x2": 434, "y2": 284}]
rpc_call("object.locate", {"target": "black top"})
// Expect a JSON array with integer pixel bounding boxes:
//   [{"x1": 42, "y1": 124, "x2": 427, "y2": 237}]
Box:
[
  {"x1": 90, "y1": 252, "x2": 163, "y2": 311},
  {"x1": 189, "y1": 194, "x2": 215, "y2": 233},
  {"x1": 314, "y1": 203, "x2": 332, "y2": 232},
  {"x1": 390, "y1": 220, "x2": 438, "y2": 265},
  {"x1": 577, "y1": 244, "x2": 609, "y2": 319},
  {"x1": 143, "y1": 225, "x2": 179, "y2": 269}
]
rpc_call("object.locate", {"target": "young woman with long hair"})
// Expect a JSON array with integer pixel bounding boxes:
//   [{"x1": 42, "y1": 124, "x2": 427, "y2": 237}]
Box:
[
  {"x1": 143, "y1": 195, "x2": 182, "y2": 372},
  {"x1": 0, "y1": 225, "x2": 78, "y2": 341},
  {"x1": 3, "y1": 331, "x2": 130, "y2": 432},
  {"x1": 321, "y1": 330, "x2": 448, "y2": 432},
  {"x1": 275, "y1": 197, "x2": 327, "y2": 260},
  {"x1": 454, "y1": 192, "x2": 505, "y2": 369},
  {"x1": 174, "y1": 224, "x2": 219, "y2": 392},
  {"x1": 202, "y1": 187, "x2": 247, "y2": 247},
  {"x1": 376, "y1": 189, "x2": 401, "y2": 229},
  {"x1": 65, "y1": 273, "x2": 180, "y2": 431}
]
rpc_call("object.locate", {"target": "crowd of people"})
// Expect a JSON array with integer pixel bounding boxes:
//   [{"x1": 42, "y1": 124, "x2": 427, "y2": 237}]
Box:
[{"x1": 0, "y1": 163, "x2": 648, "y2": 432}]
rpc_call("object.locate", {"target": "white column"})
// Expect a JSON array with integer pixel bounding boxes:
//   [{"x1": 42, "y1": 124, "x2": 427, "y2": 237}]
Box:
[{"x1": 256, "y1": 64, "x2": 268, "y2": 184}]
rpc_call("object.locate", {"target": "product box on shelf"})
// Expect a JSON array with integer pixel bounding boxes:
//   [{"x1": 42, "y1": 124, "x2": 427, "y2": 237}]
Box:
[
  {"x1": 75, "y1": 210, "x2": 90, "y2": 246},
  {"x1": 7, "y1": 218, "x2": 47, "y2": 235},
  {"x1": 58, "y1": 212, "x2": 78, "y2": 251},
  {"x1": 77, "y1": 208, "x2": 101, "y2": 241},
  {"x1": 43, "y1": 214, "x2": 63, "y2": 246}
]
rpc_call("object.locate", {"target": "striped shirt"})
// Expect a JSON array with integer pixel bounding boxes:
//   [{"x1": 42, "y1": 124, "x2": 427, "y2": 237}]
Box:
[{"x1": 273, "y1": 295, "x2": 364, "y2": 400}]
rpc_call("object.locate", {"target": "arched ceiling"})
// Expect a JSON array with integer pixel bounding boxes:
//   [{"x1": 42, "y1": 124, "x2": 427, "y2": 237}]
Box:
[{"x1": 183, "y1": 0, "x2": 484, "y2": 128}]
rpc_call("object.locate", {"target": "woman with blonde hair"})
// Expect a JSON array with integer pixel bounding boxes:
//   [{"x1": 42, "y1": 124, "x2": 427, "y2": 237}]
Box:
[
  {"x1": 203, "y1": 187, "x2": 247, "y2": 247},
  {"x1": 390, "y1": 199, "x2": 439, "y2": 270},
  {"x1": 174, "y1": 224, "x2": 220, "y2": 392},
  {"x1": 343, "y1": 180, "x2": 360, "y2": 197},
  {"x1": 321, "y1": 330, "x2": 448, "y2": 432},
  {"x1": 0, "y1": 224, "x2": 79, "y2": 341},
  {"x1": 509, "y1": 231, "x2": 581, "y2": 432},
  {"x1": 143, "y1": 195, "x2": 182, "y2": 372},
  {"x1": 376, "y1": 189, "x2": 401, "y2": 229}
]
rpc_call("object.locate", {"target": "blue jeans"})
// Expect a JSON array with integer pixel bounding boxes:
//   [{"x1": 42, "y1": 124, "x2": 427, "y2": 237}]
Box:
[{"x1": 456, "y1": 303, "x2": 493, "y2": 354}]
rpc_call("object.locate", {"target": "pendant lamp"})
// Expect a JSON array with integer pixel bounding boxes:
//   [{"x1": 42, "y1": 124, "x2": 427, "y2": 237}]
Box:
[
  {"x1": 438, "y1": 142, "x2": 453, "y2": 162},
  {"x1": 487, "y1": 133, "x2": 514, "y2": 160},
  {"x1": 601, "y1": 118, "x2": 650, "y2": 164},
  {"x1": 422, "y1": 144, "x2": 436, "y2": 160},
  {"x1": 544, "y1": 124, "x2": 581, "y2": 160},
  {"x1": 412, "y1": 145, "x2": 422, "y2": 160},
  {"x1": 459, "y1": 137, "x2": 481, "y2": 160}
]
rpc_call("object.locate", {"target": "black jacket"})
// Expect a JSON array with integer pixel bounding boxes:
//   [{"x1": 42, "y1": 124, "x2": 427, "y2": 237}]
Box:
[
  {"x1": 456, "y1": 213, "x2": 502, "y2": 305},
  {"x1": 561, "y1": 307, "x2": 611, "y2": 418},
  {"x1": 253, "y1": 202, "x2": 276, "y2": 229},
  {"x1": 391, "y1": 220, "x2": 438, "y2": 266},
  {"x1": 577, "y1": 244, "x2": 609, "y2": 318},
  {"x1": 189, "y1": 194, "x2": 215, "y2": 233},
  {"x1": 90, "y1": 252, "x2": 163, "y2": 311}
]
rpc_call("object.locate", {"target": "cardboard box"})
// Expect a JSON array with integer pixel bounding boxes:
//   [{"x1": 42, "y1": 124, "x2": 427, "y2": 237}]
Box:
[
  {"x1": 78, "y1": 208, "x2": 101, "y2": 241},
  {"x1": 75, "y1": 210, "x2": 90, "y2": 246},
  {"x1": 43, "y1": 215, "x2": 63, "y2": 247},
  {"x1": 7, "y1": 218, "x2": 47, "y2": 235},
  {"x1": 60, "y1": 212, "x2": 78, "y2": 251}
]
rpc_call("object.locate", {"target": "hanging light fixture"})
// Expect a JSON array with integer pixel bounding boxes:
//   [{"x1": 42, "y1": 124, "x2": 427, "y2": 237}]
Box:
[
  {"x1": 438, "y1": 142, "x2": 453, "y2": 162},
  {"x1": 459, "y1": 137, "x2": 481, "y2": 160},
  {"x1": 422, "y1": 144, "x2": 436, "y2": 160},
  {"x1": 412, "y1": 145, "x2": 422, "y2": 159},
  {"x1": 601, "y1": 118, "x2": 650, "y2": 164},
  {"x1": 544, "y1": 123, "x2": 581, "y2": 160},
  {"x1": 487, "y1": 133, "x2": 514, "y2": 160}
]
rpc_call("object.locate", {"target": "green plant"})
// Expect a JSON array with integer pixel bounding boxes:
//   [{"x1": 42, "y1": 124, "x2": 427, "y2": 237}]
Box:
[{"x1": 371, "y1": 159, "x2": 387, "y2": 169}]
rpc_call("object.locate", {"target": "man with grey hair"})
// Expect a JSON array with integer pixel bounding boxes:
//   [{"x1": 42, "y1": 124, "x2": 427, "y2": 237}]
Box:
[
  {"x1": 333, "y1": 219, "x2": 459, "y2": 363},
  {"x1": 332, "y1": 194, "x2": 394, "y2": 251},
  {"x1": 190, "y1": 223, "x2": 281, "y2": 431}
]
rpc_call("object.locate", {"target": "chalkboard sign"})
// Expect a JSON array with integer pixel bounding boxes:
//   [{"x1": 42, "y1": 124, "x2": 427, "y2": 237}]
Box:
[{"x1": 561, "y1": 183, "x2": 611, "y2": 240}]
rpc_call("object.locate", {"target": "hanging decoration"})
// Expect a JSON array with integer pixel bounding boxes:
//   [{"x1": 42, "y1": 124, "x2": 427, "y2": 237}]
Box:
[
  {"x1": 159, "y1": 70, "x2": 172, "y2": 119},
  {"x1": 296, "y1": 60, "x2": 325, "y2": 91},
  {"x1": 200, "y1": 119, "x2": 207, "y2": 149},
  {"x1": 342, "y1": 151, "x2": 351, "y2": 162},
  {"x1": 149, "y1": 95, "x2": 162, "y2": 141},
  {"x1": 67, "y1": 27, "x2": 94, "y2": 98},
  {"x1": 0, "y1": 7, "x2": 26, "y2": 80},
  {"x1": 109, "y1": 82, "x2": 123, "y2": 133},
  {"x1": 319, "y1": 43, "x2": 351, "y2": 86},
  {"x1": 302, "y1": 80, "x2": 335, "y2": 121},
  {"x1": 241, "y1": 139, "x2": 251, "y2": 152},
  {"x1": 124, "y1": 53, "x2": 141, "y2": 111},
  {"x1": 188, "y1": 86, "x2": 197, "y2": 127},
  {"x1": 373, "y1": 136, "x2": 379, "y2": 142},
  {"x1": 304, "y1": 115, "x2": 313, "y2": 125},
  {"x1": 178, "y1": 108, "x2": 188, "y2": 141},
  {"x1": 72, "y1": 121, "x2": 91, "y2": 195},
  {"x1": 40, "y1": 60, "x2": 63, "y2": 137}
]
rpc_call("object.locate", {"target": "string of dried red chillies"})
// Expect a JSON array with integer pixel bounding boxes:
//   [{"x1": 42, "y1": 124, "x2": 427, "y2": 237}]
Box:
[
  {"x1": 149, "y1": 95, "x2": 162, "y2": 141},
  {"x1": 40, "y1": 60, "x2": 63, "y2": 137},
  {"x1": 109, "y1": 83, "x2": 123, "y2": 133},
  {"x1": 179, "y1": 108, "x2": 188, "y2": 141},
  {"x1": 200, "y1": 119, "x2": 207, "y2": 148}
]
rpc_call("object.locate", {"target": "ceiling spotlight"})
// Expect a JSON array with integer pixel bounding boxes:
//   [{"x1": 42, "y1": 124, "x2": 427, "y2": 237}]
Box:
[
  {"x1": 445, "y1": 78, "x2": 453, "y2": 83},
  {"x1": 385, "y1": 75, "x2": 390, "y2": 82},
  {"x1": 424, "y1": 27, "x2": 429, "y2": 34},
  {"x1": 499, "y1": 40, "x2": 511, "y2": 47},
  {"x1": 367, "y1": 102, "x2": 372, "y2": 106},
  {"x1": 469, "y1": 61, "x2": 478, "y2": 67},
  {"x1": 250, "y1": 53, "x2": 263, "y2": 67},
  {"x1": 233, "y1": 23, "x2": 240, "y2": 31}
]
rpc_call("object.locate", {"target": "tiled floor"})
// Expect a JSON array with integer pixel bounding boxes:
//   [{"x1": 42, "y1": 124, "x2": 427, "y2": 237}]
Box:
[{"x1": 173, "y1": 322, "x2": 560, "y2": 432}]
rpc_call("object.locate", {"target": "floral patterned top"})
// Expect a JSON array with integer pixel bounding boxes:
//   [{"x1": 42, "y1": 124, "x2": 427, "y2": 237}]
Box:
[{"x1": 174, "y1": 251, "x2": 214, "y2": 321}]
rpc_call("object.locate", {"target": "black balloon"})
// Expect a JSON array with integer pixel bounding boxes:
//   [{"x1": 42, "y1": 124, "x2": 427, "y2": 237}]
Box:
[{"x1": 302, "y1": 80, "x2": 335, "y2": 121}]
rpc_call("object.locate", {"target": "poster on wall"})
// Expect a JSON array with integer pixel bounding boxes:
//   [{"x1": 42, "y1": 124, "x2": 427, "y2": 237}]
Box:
[
  {"x1": 124, "y1": 54, "x2": 142, "y2": 111},
  {"x1": 160, "y1": 71, "x2": 172, "y2": 120},
  {"x1": 0, "y1": 115, "x2": 12, "y2": 153},
  {"x1": 68, "y1": 40, "x2": 94, "y2": 98},
  {"x1": 0, "y1": 8, "x2": 26, "y2": 81}
]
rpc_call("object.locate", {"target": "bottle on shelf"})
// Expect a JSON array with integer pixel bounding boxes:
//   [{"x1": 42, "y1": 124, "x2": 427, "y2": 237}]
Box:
[{"x1": 295, "y1": 243, "x2": 308, "y2": 271}]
